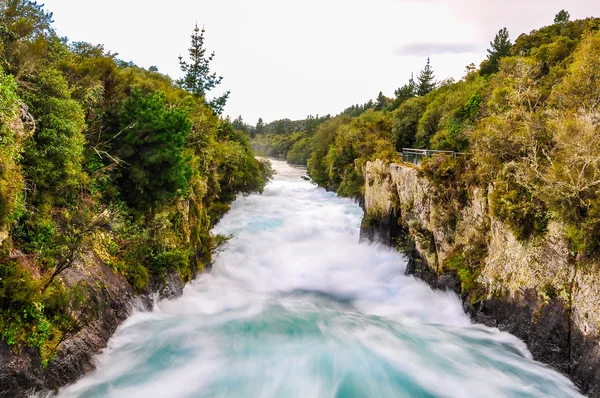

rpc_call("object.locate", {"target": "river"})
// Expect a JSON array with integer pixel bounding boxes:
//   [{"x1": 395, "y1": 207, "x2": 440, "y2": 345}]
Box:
[{"x1": 57, "y1": 159, "x2": 582, "y2": 398}]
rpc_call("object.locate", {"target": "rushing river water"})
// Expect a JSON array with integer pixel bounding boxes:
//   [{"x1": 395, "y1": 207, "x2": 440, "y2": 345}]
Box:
[{"x1": 58, "y1": 160, "x2": 583, "y2": 398}]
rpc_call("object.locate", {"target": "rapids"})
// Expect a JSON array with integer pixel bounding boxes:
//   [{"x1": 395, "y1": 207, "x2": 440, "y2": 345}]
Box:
[{"x1": 57, "y1": 159, "x2": 583, "y2": 398}]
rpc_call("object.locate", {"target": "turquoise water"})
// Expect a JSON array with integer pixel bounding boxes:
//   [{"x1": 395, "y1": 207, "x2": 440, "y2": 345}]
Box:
[{"x1": 57, "y1": 160, "x2": 583, "y2": 398}]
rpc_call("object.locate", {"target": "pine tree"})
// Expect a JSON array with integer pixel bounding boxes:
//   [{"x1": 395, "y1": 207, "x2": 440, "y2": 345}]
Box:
[
  {"x1": 178, "y1": 23, "x2": 230, "y2": 115},
  {"x1": 375, "y1": 91, "x2": 391, "y2": 110},
  {"x1": 554, "y1": 10, "x2": 570, "y2": 25},
  {"x1": 232, "y1": 115, "x2": 247, "y2": 132},
  {"x1": 417, "y1": 58, "x2": 435, "y2": 96},
  {"x1": 480, "y1": 28, "x2": 512, "y2": 76},
  {"x1": 394, "y1": 73, "x2": 416, "y2": 106},
  {"x1": 305, "y1": 115, "x2": 317, "y2": 134},
  {"x1": 255, "y1": 118, "x2": 265, "y2": 135}
]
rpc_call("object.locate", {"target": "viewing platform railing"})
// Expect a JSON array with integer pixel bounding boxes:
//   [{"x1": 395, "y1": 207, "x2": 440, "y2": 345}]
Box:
[{"x1": 399, "y1": 148, "x2": 470, "y2": 166}]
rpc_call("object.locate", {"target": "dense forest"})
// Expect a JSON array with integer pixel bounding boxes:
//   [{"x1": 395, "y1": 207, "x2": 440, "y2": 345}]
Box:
[
  {"x1": 0, "y1": 1, "x2": 271, "y2": 365},
  {"x1": 250, "y1": 11, "x2": 600, "y2": 255}
]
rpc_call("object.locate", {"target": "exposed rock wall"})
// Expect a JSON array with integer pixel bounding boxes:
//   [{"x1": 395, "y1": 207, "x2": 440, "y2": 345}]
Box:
[
  {"x1": 362, "y1": 160, "x2": 600, "y2": 397},
  {"x1": 0, "y1": 252, "x2": 185, "y2": 398}
]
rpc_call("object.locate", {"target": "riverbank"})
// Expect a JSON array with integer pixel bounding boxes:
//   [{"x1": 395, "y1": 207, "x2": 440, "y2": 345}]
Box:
[
  {"x1": 360, "y1": 160, "x2": 600, "y2": 397},
  {"x1": 0, "y1": 258, "x2": 186, "y2": 397},
  {"x1": 56, "y1": 159, "x2": 582, "y2": 397}
]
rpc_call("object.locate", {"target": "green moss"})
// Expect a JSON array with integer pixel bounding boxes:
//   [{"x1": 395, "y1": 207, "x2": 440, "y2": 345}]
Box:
[
  {"x1": 441, "y1": 233, "x2": 488, "y2": 295},
  {"x1": 361, "y1": 208, "x2": 386, "y2": 229},
  {"x1": 394, "y1": 225, "x2": 416, "y2": 255}
]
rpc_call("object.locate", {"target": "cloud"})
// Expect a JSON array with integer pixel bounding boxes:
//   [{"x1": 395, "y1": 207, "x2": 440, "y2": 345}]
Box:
[{"x1": 396, "y1": 42, "x2": 482, "y2": 56}]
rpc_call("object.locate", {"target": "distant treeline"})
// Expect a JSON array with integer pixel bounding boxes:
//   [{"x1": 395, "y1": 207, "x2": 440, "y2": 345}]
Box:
[{"x1": 247, "y1": 12, "x2": 600, "y2": 256}]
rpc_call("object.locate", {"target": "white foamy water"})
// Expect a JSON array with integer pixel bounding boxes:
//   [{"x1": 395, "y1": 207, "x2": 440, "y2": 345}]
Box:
[{"x1": 56, "y1": 159, "x2": 583, "y2": 398}]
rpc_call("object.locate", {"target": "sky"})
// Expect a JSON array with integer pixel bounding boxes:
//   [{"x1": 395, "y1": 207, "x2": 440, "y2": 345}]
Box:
[{"x1": 43, "y1": 0, "x2": 600, "y2": 125}]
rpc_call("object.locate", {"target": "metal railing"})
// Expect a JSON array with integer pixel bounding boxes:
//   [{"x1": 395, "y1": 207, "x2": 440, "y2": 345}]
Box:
[{"x1": 400, "y1": 148, "x2": 470, "y2": 166}]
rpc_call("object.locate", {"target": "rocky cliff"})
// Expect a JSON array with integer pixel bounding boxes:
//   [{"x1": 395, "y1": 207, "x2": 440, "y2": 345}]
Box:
[
  {"x1": 361, "y1": 160, "x2": 600, "y2": 397},
  {"x1": 0, "y1": 252, "x2": 185, "y2": 398}
]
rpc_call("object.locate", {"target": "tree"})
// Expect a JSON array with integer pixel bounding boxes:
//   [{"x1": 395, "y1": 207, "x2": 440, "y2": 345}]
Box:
[
  {"x1": 554, "y1": 10, "x2": 570, "y2": 25},
  {"x1": 417, "y1": 58, "x2": 436, "y2": 96},
  {"x1": 178, "y1": 24, "x2": 229, "y2": 115},
  {"x1": 480, "y1": 28, "x2": 512, "y2": 76},
  {"x1": 375, "y1": 91, "x2": 392, "y2": 111},
  {"x1": 22, "y1": 68, "x2": 86, "y2": 203},
  {"x1": 42, "y1": 206, "x2": 113, "y2": 291},
  {"x1": 232, "y1": 115, "x2": 247, "y2": 132},
  {"x1": 0, "y1": 68, "x2": 26, "y2": 228},
  {"x1": 255, "y1": 118, "x2": 265, "y2": 134},
  {"x1": 392, "y1": 97, "x2": 427, "y2": 150},
  {"x1": 393, "y1": 73, "x2": 416, "y2": 108},
  {"x1": 304, "y1": 115, "x2": 317, "y2": 134},
  {"x1": 113, "y1": 90, "x2": 193, "y2": 209},
  {"x1": 0, "y1": 0, "x2": 56, "y2": 76}
]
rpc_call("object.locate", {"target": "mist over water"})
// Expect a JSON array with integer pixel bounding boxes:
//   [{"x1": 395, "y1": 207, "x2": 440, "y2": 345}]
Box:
[{"x1": 58, "y1": 160, "x2": 583, "y2": 398}]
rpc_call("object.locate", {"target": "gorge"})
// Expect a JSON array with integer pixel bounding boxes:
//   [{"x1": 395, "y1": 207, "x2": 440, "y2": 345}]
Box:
[
  {"x1": 1, "y1": 2, "x2": 600, "y2": 396},
  {"x1": 55, "y1": 160, "x2": 583, "y2": 397}
]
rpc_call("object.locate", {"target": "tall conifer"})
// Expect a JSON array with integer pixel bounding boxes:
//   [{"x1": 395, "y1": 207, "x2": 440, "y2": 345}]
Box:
[
  {"x1": 178, "y1": 24, "x2": 229, "y2": 115},
  {"x1": 480, "y1": 28, "x2": 512, "y2": 76},
  {"x1": 417, "y1": 58, "x2": 435, "y2": 96}
]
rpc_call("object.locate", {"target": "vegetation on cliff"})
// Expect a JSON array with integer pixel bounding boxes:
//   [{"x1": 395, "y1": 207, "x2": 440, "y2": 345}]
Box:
[
  {"x1": 0, "y1": 0, "x2": 271, "y2": 365},
  {"x1": 251, "y1": 12, "x2": 600, "y2": 260}
]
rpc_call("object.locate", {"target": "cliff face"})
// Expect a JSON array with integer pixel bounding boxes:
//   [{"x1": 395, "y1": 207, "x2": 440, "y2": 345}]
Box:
[
  {"x1": 0, "y1": 250, "x2": 185, "y2": 397},
  {"x1": 362, "y1": 160, "x2": 600, "y2": 396}
]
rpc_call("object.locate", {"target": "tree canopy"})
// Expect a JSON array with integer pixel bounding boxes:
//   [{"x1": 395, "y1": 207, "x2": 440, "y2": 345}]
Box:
[{"x1": 554, "y1": 10, "x2": 570, "y2": 25}]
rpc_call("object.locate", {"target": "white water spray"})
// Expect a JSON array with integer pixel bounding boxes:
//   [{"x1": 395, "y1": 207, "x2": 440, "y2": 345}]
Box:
[{"x1": 57, "y1": 160, "x2": 583, "y2": 398}]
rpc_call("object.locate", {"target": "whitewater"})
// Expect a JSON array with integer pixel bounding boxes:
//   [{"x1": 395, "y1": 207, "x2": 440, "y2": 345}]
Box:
[{"x1": 57, "y1": 159, "x2": 583, "y2": 398}]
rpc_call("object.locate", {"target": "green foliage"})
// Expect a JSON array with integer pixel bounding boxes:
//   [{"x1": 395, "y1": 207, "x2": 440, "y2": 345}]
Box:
[
  {"x1": 442, "y1": 246, "x2": 480, "y2": 294},
  {"x1": 256, "y1": 115, "x2": 331, "y2": 136},
  {"x1": 392, "y1": 97, "x2": 426, "y2": 151},
  {"x1": 394, "y1": 226, "x2": 416, "y2": 255},
  {"x1": 22, "y1": 68, "x2": 87, "y2": 205},
  {"x1": 0, "y1": 260, "x2": 90, "y2": 366},
  {"x1": 320, "y1": 110, "x2": 396, "y2": 197},
  {"x1": 286, "y1": 136, "x2": 313, "y2": 165},
  {"x1": 0, "y1": 68, "x2": 24, "y2": 228},
  {"x1": 420, "y1": 155, "x2": 471, "y2": 238},
  {"x1": 417, "y1": 58, "x2": 436, "y2": 96},
  {"x1": 149, "y1": 249, "x2": 191, "y2": 276},
  {"x1": 0, "y1": 0, "x2": 56, "y2": 76},
  {"x1": 392, "y1": 74, "x2": 416, "y2": 109},
  {"x1": 255, "y1": 118, "x2": 265, "y2": 134},
  {"x1": 480, "y1": 28, "x2": 512, "y2": 76},
  {"x1": 489, "y1": 171, "x2": 548, "y2": 241},
  {"x1": 554, "y1": 10, "x2": 570, "y2": 25},
  {"x1": 178, "y1": 24, "x2": 229, "y2": 115},
  {"x1": 375, "y1": 91, "x2": 392, "y2": 111},
  {"x1": 113, "y1": 90, "x2": 193, "y2": 210},
  {"x1": 341, "y1": 100, "x2": 374, "y2": 117},
  {"x1": 216, "y1": 122, "x2": 272, "y2": 202},
  {"x1": 535, "y1": 30, "x2": 600, "y2": 255},
  {"x1": 511, "y1": 18, "x2": 600, "y2": 58}
]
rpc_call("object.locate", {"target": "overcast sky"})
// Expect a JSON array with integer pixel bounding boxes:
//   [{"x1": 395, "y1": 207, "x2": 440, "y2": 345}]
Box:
[{"x1": 43, "y1": 0, "x2": 599, "y2": 125}]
